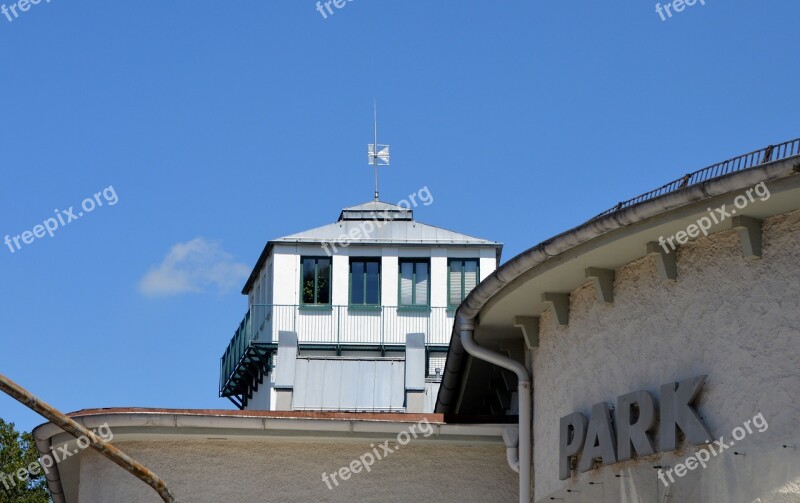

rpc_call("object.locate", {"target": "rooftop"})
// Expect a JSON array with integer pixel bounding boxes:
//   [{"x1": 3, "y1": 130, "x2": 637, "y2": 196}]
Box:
[
  {"x1": 243, "y1": 200, "x2": 502, "y2": 293},
  {"x1": 436, "y1": 138, "x2": 800, "y2": 414}
]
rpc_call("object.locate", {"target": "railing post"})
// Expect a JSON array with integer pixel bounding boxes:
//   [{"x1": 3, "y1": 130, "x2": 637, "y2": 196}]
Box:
[
  {"x1": 336, "y1": 305, "x2": 341, "y2": 353},
  {"x1": 427, "y1": 309, "x2": 432, "y2": 346}
]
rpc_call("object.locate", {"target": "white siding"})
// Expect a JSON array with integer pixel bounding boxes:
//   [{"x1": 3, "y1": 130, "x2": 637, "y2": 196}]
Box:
[
  {"x1": 381, "y1": 250, "x2": 399, "y2": 307},
  {"x1": 263, "y1": 244, "x2": 496, "y2": 311}
]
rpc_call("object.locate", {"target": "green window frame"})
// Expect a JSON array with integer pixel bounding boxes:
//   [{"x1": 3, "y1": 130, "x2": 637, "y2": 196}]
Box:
[
  {"x1": 349, "y1": 258, "x2": 381, "y2": 307},
  {"x1": 448, "y1": 258, "x2": 480, "y2": 309},
  {"x1": 398, "y1": 259, "x2": 430, "y2": 309},
  {"x1": 300, "y1": 256, "x2": 331, "y2": 306}
]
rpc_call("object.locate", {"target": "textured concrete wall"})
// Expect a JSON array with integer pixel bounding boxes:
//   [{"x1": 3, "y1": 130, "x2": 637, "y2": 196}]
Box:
[
  {"x1": 532, "y1": 210, "x2": 800, "y2": 502},
  {"x1": 78, "y1": 439, "x2": 516, "y2": 502}
]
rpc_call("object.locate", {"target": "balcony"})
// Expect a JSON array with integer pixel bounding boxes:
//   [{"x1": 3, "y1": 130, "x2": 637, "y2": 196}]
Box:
[{"x1": 219, "y1": 304, "x2": 454, "y2": 404}]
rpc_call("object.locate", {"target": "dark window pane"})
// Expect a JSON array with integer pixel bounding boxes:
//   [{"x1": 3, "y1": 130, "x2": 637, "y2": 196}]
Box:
[
  {"x1": 365, "y1": 261, "x2": 380, "y2": 305},
  {"x1": 399, "y1": 262, "x2": 413, "y2": 305},
  {"x1": 317, "y1": 260, "x2": 330, "y2": 304},
  {"x1": 302, "y1": 259, "x2": 316, "y2": 304},
  {"x1": 351, "y1": 261, "x2": 365, "y2": 305}
]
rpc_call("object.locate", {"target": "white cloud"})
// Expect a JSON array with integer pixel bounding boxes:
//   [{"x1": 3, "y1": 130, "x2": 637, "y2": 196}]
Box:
[{"x1": 139, "y1": 238, "x2": 250, "y2": 297}]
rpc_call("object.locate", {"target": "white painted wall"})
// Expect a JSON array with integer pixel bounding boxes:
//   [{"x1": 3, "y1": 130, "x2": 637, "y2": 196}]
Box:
[
  {"x1": 249, "y1": 244, "x2": 496, "y2": 310},
  {"x1": 382, "y1": 250, "x2": 399, "y2": 307},
  {"x1": 531, "y1": 210, "x2": 800, "y2": 502},
  {"x1": 430, "y1": 249, "x2": 448, "y2": 308},
  {"x1": 271, "y1": 246, "x2": 299, "y2": 305},
  {"x1": 479, "y1": 246, "x2": 497, "y2": 282},
  {"x1": 244, "y1": 243, "x2": 497, "y2": 412}
]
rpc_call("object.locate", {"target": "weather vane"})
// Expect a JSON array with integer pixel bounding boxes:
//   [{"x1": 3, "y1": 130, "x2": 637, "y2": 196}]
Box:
[{"x1": 368, "y1": 101, "x2": 390, "y2": 201}]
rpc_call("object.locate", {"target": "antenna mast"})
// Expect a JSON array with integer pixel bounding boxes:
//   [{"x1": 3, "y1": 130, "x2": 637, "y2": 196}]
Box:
[{"x1": 368, "y1": 101, "x2": 390, "y2": 201}]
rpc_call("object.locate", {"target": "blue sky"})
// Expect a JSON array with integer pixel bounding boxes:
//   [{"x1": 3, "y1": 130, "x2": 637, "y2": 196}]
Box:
[{"x1": 1, "y1": 0, "x2": 798, "y2": 433}]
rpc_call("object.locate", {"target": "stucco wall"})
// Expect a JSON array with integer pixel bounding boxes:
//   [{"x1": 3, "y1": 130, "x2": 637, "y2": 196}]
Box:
[
  {"x1": 77, "y1": 439, "x2": 516, "y2": 502},
  {"x1": 532, "y1": 210, "x2": 800, "y2": 502}
]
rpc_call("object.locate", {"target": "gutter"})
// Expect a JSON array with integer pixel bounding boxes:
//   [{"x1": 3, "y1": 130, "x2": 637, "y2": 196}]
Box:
[
  {"x1": 459, "y1": 317, "x2": 531, "y2": 503},
  {"x1": 33, "y1": 433, "x2": 66, "y2": 503}
]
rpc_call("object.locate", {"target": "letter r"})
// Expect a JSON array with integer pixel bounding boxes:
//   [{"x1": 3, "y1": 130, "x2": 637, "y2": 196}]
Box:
[{"x1": 617, "y1": 390, "x2": 657, "y2": 461}]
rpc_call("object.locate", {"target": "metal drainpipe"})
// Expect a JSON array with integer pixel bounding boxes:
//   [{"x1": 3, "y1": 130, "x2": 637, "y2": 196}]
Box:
[{"x1": 458, "y1": 316, "x2": 531, "y2": 503}]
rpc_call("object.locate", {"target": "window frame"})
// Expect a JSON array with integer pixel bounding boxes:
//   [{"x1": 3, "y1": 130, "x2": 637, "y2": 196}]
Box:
[
  {"x1": 447, "y1": 258, "x2": 480, "y2": 309},
  {"x1": 349, "y1": 257, "x2": 382, "y2": 308},
  {"x1": 398, "y1": 258, "x2": 431, "y2": 310},
  {"x1": 299, "y1": 256, "x2": 332, "y2": 308}
]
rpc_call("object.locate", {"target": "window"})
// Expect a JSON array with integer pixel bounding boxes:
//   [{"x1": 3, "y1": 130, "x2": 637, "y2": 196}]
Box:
[
  {"x1": 350, "y1": 258, "x2": 381, "y2": 306},
  {"x1": 399, "y1": 259, "x2": 429, "y2": 308},
  {"x1": 448, "y1": 259, "x2": 479, "y2": 307},
  {"x1": 301, "y1": 257, "x2": 331, "y2": 305}
]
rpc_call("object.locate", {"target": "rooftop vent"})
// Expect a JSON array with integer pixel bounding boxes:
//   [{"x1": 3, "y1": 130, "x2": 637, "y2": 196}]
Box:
[{"x1": 338, "y1": 201, "x2": 413, "y2": 222}]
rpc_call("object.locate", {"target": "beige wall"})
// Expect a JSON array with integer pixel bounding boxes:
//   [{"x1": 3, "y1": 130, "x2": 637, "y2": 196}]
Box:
[
  {"x1": 532, "y1": 210, "x2": 800, "y2": 502},
  {"x1": 78, "y1": 439, "x2": 516, "y2": 502}
]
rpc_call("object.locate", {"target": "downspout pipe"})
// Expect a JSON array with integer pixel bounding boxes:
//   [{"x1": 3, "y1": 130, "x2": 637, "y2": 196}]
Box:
[
  {"x1": 459, "y1": 316, "x2": 531, "y2": 503},
  {"x1": 502, "y1": 426, "x2": 520, "y2": 473}
]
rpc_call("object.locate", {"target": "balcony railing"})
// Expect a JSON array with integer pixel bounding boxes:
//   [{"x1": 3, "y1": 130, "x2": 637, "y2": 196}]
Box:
[
  {"x1": 591, "y1": 138, "x2": 800, "y2": 221},
  {"x1": 219, "y1": 304, "x2": 454, "y2": 397}
]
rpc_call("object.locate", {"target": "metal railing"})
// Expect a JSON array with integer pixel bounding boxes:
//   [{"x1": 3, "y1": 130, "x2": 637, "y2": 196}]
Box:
[
  {"x1": 591, "y1": 138, "x2": 800, "y2": 221},
  {"x1": 220, "y1": 309, "x2": 253, "y2": 394},
  {"x1": 220, "y1": 304, "x2": 454, "y2": 393}
]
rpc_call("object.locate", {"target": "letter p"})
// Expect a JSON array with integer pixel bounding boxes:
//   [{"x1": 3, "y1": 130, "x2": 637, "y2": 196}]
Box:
[
  {"x1": 697, "y1": 216, "x2": 713, "y2": 236},
  {"x1": 559, "y1": 412, "x2": 588, "y2": 480},
  {"x1": 695, "y1": 448, "x2": 711, "y2": 468},
  {"x1": 39, "y1": 454, "x2": 54, "y2": 475},
  {"x1": 43, "y1": 218, "x2": 59, "y2": 237},
  {"x1": 359, "y1": 452, "x2": 376, "y2": 472}
]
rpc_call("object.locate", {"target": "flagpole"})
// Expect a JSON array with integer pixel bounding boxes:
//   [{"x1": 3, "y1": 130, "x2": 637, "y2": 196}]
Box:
[{"x1": 374, "y1": 100, "x2": 379, "y2": 201}]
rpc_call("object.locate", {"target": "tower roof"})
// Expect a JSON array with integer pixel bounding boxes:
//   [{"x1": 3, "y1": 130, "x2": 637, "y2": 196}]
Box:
[{"x1": 242, "y1": 200, "x2": 502, "y2": 294}]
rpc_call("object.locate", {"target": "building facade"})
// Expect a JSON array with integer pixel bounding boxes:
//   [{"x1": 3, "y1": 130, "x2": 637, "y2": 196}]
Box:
[
  {"x1": 33, "y1": 409, "x2": 516, "y2": 503},
  {"x1": 437, "y1": 140, "x2": 800, "y2": 502},
  {"x1": 33, "y1": 141, "x2": 800, "y2": 503},
  {"x1": 220, "y1": 200, "x2": 502, "y2": 413}
]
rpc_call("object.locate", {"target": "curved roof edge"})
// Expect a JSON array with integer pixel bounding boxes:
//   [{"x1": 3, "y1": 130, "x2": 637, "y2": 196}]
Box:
[{"x1": 436, "y1": 154, "x2": 800, "y2": 413}]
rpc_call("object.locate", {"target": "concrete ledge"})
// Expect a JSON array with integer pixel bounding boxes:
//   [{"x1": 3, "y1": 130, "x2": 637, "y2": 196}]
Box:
[
  {"x1": 646, "y1": 241, "x2": 678, "y2": 280},
  {"x1": 584, "y1": 267, "x2": 615, "y2": 303},
  {"x1": 542, "y1": 293, "x2": 570, "y2": 328},
  {"x1": 731, "y1": 215, "x2": 763, "y2": 259}
]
